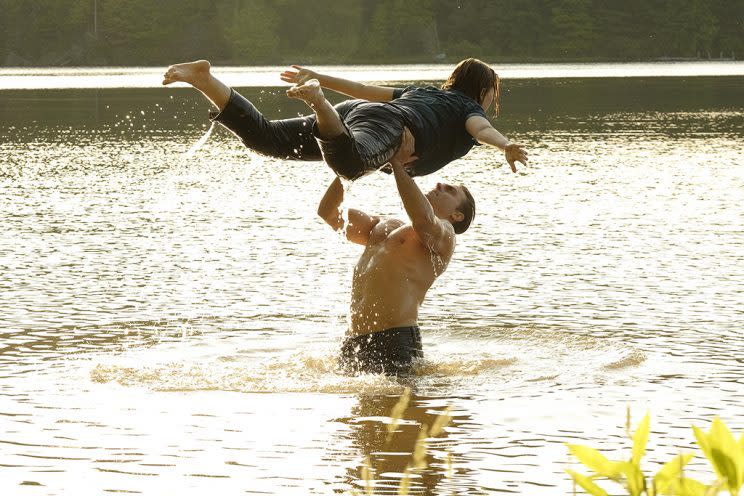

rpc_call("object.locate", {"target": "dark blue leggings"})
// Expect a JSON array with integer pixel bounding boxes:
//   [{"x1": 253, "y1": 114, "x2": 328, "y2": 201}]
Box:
[{"x1": 211, "y1": 89, "x2": 402, "y2": 180}]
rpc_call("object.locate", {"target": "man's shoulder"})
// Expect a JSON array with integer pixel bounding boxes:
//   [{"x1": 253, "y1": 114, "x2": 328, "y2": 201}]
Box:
[
  {"x1": 367, "y1": 217, "x2": 405, "y2": 243},
  {"x1": 375, "y1": 217, "x2": 405, "y2": 229},
  {"x1": 391, "y1": 219, "x2": 455, "y2": 252}
]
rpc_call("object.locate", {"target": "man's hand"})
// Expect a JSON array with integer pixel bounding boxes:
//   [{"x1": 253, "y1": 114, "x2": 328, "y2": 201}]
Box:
[
  {"x1": 390, "y1": 128, "x2": 418, "y2": 169},
  {"x1": 280, "y1": 65, "x2": 319, "y2": 85},
  {"x1": 504, "y1": 143, "x2": 528, "y2": 173},
  {"x1": 390, "y1": 128, "x2": 454, "y2": 256}
]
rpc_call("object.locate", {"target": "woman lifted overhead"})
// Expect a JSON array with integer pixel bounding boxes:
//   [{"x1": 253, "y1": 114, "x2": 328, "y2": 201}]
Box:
[{"x1": 162, "y1": 58, "x2": 528, "y2": 179}]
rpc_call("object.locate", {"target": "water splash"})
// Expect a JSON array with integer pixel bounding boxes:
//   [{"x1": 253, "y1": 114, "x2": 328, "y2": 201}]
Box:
[
  {"x1": 89, "y1": 348, "x2": 523, "y2": 394},
  {"x1": 413, "y1": 356, "x2": 518, "y2": 376},
  {"x1": 90, "y1": 352, "x2": 405, "y2": 395},
  {"x1": 339, "y1": 177, "x2": 354, "y2": 239},
  {"x1": 602, "y1": 349, "x2": 647, "y2": 370},
  {"x1": 428, "y1": 249, "x2": 446, "y2": 277},
  {"x1": 183, "y1": 121, "x2": 217, "y2": 159}
]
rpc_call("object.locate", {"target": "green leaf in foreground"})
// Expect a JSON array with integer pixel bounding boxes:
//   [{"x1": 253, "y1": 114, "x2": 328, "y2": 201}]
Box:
[
  {"x1": 662, "y1": 477, "x2": 709, "y2": 496},
  {"x1": 632, "y1": 412, "x2": 651, "y2": 465},
  {"x1": 385, "y1": 388, "x2": 411, "y2": 444},
  {"x1": 710, "y1": 448, "x2": 738, "y2": 494},
  {"x1": 616, "y1": 461, "x2": 646, "y2": 496},
  {"x1": 566, "y1": 469, "x2": 609, "y2": 496},
  {"x1": 429, "y1": 406, "x2": 452, "y2": 437},
  {"x1": 709, "y1": 417, "x2": 744, "y2": 494},
  {"x1": 653, "y1": 453, "x2": 694, "y2": 494},
  {"x1": 693, "y1": 424, "x2": 712, "y2": 460},
  {"x1": 693, "y1": 417, "x2": 744, "y2": 494},
  {"x1": 567, "y1": 444, "x2": 621, "y2": 479}
]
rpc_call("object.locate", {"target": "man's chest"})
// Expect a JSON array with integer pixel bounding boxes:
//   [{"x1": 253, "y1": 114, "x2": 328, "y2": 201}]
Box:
[{"x1": 358, "y1": 223, "x2": 433, "y2": 273}]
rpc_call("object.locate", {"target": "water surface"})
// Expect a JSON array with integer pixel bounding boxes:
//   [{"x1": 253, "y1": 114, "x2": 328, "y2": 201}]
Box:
[
  {"x1": 1, "y1": 67, "x2": 743, "y2": 495},
  {"x1": 1, "y1": 61, "x2": 743, "y2": 89}
]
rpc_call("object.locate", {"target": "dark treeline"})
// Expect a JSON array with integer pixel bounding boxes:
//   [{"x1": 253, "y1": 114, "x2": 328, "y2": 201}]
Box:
[{"x1": 1, "y1": 0, "x2": 742, "y2": 66}]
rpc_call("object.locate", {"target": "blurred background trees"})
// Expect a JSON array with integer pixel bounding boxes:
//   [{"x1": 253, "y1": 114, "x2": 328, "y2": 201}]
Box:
[{"x1": 0, "y1": 0, "x2": 741, "y2": 66}]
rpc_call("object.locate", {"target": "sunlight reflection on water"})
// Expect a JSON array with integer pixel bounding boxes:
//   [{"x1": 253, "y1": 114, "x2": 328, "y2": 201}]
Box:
[
  {"x1": 1, "y1": 61, "x2": 743, "y2": 89},
  {"x1": 1, "y1": 74, "x2": 743, "y2": 494}
]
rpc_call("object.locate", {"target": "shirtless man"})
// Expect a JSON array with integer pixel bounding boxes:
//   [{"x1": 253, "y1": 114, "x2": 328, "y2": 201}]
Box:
[{"x1": 317, "y1": 129, "x2": 475, "y2": 375}]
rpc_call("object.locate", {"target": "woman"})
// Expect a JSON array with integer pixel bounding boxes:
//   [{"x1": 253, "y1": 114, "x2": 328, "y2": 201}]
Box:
[{"x1": 162, "y1": 58, "x2": 527, "y2": 179}]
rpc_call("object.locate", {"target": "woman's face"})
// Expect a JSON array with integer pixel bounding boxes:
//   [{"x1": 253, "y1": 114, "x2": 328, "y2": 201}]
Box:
[{"x1": 480, "y1": 87, "x2": 495, "y2": 111}]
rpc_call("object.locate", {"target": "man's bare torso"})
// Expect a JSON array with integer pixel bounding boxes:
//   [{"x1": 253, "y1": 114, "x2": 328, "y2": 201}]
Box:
[{"x1": 348, "y1": 218, "x2": 451, "y2": 336}]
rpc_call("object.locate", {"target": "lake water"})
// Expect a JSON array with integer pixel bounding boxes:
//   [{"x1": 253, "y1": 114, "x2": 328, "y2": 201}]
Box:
[{"x1": 1, "y1": 63, "x2": 743, "y2": 495}]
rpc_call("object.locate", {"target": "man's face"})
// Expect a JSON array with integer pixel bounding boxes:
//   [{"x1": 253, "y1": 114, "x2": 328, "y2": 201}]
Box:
[{"x1": 426, "y1": 182, "x2": 467, "y2": 221}]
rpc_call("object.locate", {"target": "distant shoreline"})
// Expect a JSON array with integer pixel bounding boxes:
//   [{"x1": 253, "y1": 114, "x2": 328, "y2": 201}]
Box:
[
  {"x1": 1, "y1": 56, "x2": 739, "y2": 70},
  {"x1": 2, "y1": 61, "x2": 743, "y2": 91}
]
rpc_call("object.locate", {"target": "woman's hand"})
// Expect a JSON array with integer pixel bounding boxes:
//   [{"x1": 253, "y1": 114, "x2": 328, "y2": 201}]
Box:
[
  {"x1": 504, "y1": 143, "x2": 528, "y2": 173},
  {"x1": 280, "y1": 65, "x2": 319, "y2": 85}
]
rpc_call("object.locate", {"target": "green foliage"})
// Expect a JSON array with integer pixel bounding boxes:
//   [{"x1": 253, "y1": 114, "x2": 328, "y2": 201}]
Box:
[
  {"x1": 550, "y1": 0, "x2": 597, "y2": 57},
  {"x1": 632, "y1": 412, "x2": 651, "y2": 466},
  {"x1": 218, "y1": 0, "x2": 279, "y2": 63},
  {"x1": 0, "y1": 0, "x2": 741, "y2": 65},
  {"x1": 567, "y1": 412, "x2": 744, "y2": 496},
  {"x1": 567, "y1": 444, "x2": 622, "y2": 478},
  {"x1": 353, "y1": 403, "x2": 740, "y2": 495},
  {"x1": 567, "y1": 469, "x2": 609, "y2": 496},
  {"x1": 653, "y1": 453, "x2": 695, "y2": 494},
  {"x1": 566, "y1": 412, "x2": 651, "y2": 495},
  {"x1": 693, "y1": 417, "x2": 744, "y2": 495}
]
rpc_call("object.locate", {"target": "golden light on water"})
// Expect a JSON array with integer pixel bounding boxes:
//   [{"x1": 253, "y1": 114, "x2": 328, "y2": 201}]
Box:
[
  {"x1": 1, "y1": 66, "x2": 743, "y2": 494},
  {"x1": 1, "y1": 61, "x2": 743, "y2": 89}
]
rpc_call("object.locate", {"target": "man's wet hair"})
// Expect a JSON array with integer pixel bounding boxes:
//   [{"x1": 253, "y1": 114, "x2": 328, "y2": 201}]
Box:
[
  {"x1": 452, "y1": 185, "x2": 475, "y2": 235},
  {"x1": 441, "y1": 58, "x2": 500, "y2": 116}
]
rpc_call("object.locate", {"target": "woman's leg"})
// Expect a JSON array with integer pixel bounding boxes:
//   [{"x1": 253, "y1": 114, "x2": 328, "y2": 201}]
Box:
[
  {"x1": 162, "y1": 60, "x2": 230, "y2": 110},
  {"x1": 163, "y1": 60, "x2": 321, "y2": 160},
  {"x1": 286, "y1": 79, "x2": 346, "y2": 139},
  {"x1": 287, "y1": 79, "x2": 402, "y2": 180}
]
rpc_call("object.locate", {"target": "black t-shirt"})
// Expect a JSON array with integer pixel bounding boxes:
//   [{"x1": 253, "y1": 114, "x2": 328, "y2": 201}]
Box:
[{"x1": 389, "y1": 85, "x2": 486, "y2": 176}]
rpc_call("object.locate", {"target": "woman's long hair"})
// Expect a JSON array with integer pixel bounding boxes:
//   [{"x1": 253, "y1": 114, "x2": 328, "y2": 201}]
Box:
[{"x1": 441, "y1": 58, "x2": 500, "y2": 116}]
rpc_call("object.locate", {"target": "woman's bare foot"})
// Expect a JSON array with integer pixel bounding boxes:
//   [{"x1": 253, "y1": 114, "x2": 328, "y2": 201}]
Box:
[
  {"x1": 287, "y1": 79, "x2": 345, "y2": 138},
  {"x1": 286, "y1": 79, "x2": 325, "y2": 109},
  {"x1": 162, "y1": 60, "x2": 212, "y2": 87},
  {"x1": 162, "y1": 59, "x2": 231, "y2": 111}
]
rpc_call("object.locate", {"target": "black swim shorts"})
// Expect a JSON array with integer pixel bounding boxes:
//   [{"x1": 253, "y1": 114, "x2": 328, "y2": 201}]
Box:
[{"x1": 339, "y1": 326, "x2": 423, "y2": 376}]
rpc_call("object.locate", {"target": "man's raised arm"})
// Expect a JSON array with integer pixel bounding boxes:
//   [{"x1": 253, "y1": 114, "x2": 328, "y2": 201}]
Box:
[
  {"x1": 390, "y1": 129, "x2": 455, "y2": 256},
  {"x1": 317, "y1": 176, "x2": 380, "y2": 246}
]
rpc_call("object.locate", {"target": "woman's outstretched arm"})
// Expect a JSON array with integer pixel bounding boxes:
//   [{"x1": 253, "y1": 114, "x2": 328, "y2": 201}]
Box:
[
  {"x1": 280, "y1": 65, "x2": 397, "y2": 102},
  {"x1": 465, "y1": 115, "x2": 529, "y2": 173}
]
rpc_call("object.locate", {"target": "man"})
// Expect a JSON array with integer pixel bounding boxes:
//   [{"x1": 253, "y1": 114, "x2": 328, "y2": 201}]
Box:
[{"x1": 317, "y1": 129, "x2": 476, "y2": 375}]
